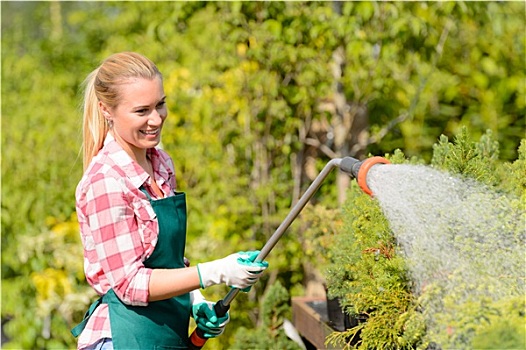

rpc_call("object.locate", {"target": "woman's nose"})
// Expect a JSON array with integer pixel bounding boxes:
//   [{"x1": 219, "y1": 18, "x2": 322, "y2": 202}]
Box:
[{"x1": 149, "y1": 110, "x2": 164, "y2": 126}]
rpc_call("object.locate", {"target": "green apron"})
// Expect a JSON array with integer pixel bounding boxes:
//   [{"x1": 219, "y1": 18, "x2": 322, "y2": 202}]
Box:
[{"x1": 72, "y1": 188, "x2": 191, "y2": 349}]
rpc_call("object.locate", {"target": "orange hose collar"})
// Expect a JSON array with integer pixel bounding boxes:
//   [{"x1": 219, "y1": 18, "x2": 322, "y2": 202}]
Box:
[
  {"x1": 189, "y1": 330, "x2": 207, "y2": 347},
  {"x1": 357, "y1": 156, "x2": 391, "y2": 196}
]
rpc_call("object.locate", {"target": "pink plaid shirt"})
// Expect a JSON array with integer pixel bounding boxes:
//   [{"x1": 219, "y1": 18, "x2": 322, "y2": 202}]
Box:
[{"x1": 75, "y1": 134, "x2": 177, "y2": 349}]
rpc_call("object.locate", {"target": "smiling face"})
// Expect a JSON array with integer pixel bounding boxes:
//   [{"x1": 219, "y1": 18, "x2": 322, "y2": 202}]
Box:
[{"x1": 100, "y1": 76, "x2": 167, "y2": 163}]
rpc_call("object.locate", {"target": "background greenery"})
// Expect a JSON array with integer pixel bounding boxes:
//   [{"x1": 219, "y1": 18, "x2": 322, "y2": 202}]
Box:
[{"x1": 1, "y1": 1, "x2": 524, "y2": 349}]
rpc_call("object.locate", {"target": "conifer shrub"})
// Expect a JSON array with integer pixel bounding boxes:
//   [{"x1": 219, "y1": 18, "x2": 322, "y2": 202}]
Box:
[{"x1": 324, "y1": 129, "x2": 525, "y2": 349}]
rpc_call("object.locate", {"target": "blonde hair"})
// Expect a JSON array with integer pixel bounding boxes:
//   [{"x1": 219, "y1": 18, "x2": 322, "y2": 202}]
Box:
[{"x1": 81, "y1": 52, "x2": 162, "y2": 170}]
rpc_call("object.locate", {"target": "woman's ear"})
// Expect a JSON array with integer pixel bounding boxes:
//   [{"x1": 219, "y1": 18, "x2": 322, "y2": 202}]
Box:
[{"x1": 99, "y1": 101, "x2": 112, "y2": 120}]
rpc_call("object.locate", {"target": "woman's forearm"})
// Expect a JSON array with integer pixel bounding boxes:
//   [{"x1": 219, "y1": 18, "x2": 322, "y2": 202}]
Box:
[{"x1": 148, "y1": 266, "x2": 201, "y2": 301}]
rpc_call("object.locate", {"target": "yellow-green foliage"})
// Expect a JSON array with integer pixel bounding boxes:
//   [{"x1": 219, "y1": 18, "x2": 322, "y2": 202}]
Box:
[
  {"x1": 2, "y1": 216, "x2": 96, "y2": 349},
  {"x1": 231, "y1": 281, "x2": 303, "y2": 350},
  {"x1": 471, "y1": 296, "x2": 525, "y2": 349}
]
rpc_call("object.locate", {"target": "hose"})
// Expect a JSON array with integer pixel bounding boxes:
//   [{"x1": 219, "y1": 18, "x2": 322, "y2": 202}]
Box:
[{"x1": 187, "y1": 156, "x2": 390, "y2": 349}]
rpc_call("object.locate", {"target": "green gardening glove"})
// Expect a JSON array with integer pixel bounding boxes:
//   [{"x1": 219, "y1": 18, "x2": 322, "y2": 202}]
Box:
[
  {"x1": 196, "y1": 250, "x2": 269, "y2": 290},
  {"x1": 236, "y1": 250, "x2": 269, "y2": 292},
  {"x1": 192, "y1": 301, "x2": 230, "y2": 338}
]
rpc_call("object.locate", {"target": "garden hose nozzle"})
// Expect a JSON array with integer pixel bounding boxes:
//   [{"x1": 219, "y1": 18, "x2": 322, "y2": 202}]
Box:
[{"x1": 338, "y1": 156, "x2": 391, "y2": 196}]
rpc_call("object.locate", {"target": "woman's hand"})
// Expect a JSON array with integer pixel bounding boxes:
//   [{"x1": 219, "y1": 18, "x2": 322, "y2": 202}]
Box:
[
  {"x1": 196, "y1": 250, "x2": 269, "y2": 289},
  {"x1": 190, "y1": 289, "x2": 230, "y2": 338}
]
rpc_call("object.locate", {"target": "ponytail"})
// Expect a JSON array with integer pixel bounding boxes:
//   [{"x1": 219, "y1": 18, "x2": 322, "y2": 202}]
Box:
[{"x1": 82, "y1": 68, "x2": 110, "y2": 170}]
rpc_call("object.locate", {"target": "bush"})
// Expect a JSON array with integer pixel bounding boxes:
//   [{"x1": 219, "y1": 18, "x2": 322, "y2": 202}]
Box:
[{"x1": 232, "y1": 281, "x2": 303, "y2": 350}]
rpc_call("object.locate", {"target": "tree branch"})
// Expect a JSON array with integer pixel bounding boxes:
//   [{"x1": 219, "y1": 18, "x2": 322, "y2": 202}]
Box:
[{"x1": 304, "y1": 137, "x2": 338, "y2": 159}]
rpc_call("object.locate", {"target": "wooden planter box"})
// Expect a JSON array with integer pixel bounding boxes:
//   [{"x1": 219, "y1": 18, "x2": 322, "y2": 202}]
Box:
[{"x1": 291, "y1": 297, "x2": 346, "y2": 349}]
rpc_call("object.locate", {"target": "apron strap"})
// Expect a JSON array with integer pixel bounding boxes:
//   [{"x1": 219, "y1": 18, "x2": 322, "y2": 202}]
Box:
[
  {"x1": 140, "y1": 186, "x2": 153, "y2": 201},
  {"x1": 71, "y1": 297, "x2": 103, "y2": 337}
]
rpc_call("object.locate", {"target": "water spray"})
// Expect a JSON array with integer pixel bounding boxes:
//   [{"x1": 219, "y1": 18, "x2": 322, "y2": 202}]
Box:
[
  {"x1": 188, "y1": 156, "x2": 390, "y2": 350},
  {"x1": 364, "y1": 163, "x2": 525, "y2": 348}
]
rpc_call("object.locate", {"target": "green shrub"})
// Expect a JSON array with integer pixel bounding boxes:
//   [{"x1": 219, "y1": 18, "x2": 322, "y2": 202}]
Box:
[{"x1": 232, "y1": 281, "x2": 303, "y2": 350}]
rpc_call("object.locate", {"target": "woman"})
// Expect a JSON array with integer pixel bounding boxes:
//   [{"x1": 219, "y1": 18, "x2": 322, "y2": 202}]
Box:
[{"x1": 72, "y1": 52, "x2": 268, "y2": 350}]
